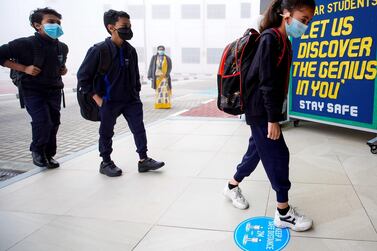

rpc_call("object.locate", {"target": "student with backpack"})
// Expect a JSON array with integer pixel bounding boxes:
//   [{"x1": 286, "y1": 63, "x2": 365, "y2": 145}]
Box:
[
  {"x1": 223, "y1": 0, "x2": 316, "y2": 232},
  {"x1": 77, "y1": 10, "x2": 164, "y2": 177},
  {"x1": 0, "y1": 8, "x2": 68, "y2": 169}
]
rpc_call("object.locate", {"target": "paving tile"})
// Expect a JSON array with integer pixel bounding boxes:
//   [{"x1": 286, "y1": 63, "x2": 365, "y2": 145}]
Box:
[
  {"x1": 158, "y1": 179, "x2": 270, "y2": 231},
  {"x1": 66, "y1": 174, "x2": 191, "y2": 224},
  {"x1": 266, "y1": 183, "x2": 377, "y2": 241},
  {"x1": 134, "y1": 226, "x2": 237, "y2": 251},
  {"x1": 192, "y1": 121, "x2": 242, "y2": 136},
  {"x1": 354, "y1": 185, "x2": 377, "y2": 229},
  {"x1": 8, "y1": 216, "x2": 151, "y2": 251},
  {"x1": 147, "y1": 149, "x2": 216, "y2": 177},
  {"x1": 0, "y1": 211, "x2": 55, "y2": 251},
  {"x1": 285, "y1": 237, "x2": 377, "y2": 251},
  {"x1": 0, "y1": 170, "x2": 105, "y2": 215},
  {"x1": 289, "y1": 154, "x2": 350, "y2": 185},
  {"x1": 218, "y1": 135, "x2": 248, "y2": 154},
  {"x1": 198, "y1": 152, "x2": 268, "y2": 181},
  {"x1": 340, "y1": 154, "x2": 377, "y2": 186},
  {"x1": 147, "y1": 120, "x2": 202, "y2": 135},
  {"x1": 166, "y1": 134, "x2": 229, "y2": 153}
]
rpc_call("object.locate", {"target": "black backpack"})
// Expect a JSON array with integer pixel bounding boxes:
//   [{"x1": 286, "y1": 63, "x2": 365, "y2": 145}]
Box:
[
  {"x1": 10, "y1": 37, "x2": 67, "y2": 108},
  {"x1": 217, "y1": 28, "x2": 285, "y2": 115},
  {"x1": 76, "y1": 42, "x2": 112, "y2": 122}
]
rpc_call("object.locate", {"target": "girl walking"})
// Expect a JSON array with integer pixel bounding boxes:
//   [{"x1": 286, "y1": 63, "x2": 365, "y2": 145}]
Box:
[{"x1": 223, "y1": 0, "x2": 316, "y2": 232}]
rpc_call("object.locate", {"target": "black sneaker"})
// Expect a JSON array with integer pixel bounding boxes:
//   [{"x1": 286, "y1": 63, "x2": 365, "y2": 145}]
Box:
[
  {"x1": 32, "y1": 152, "x2": 48, "y2": 167},
  {"x1": 99, "y1": 161, "x2": 122, "y2": 177},
  {"x1": 138, "y1": 157, "x2": 165, "y2": 173},
  {"x1": 46, "y1": 157, "x2": 60, "y2": 169}
]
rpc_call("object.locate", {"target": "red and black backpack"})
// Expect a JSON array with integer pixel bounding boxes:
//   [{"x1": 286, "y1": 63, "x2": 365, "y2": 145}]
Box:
[{"x1": 217, "y1": 28, "x2": 286, "y2": 115}]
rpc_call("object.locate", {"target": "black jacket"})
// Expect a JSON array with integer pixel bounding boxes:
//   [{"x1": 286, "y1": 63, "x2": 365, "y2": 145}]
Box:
[
  {"x1": 244, "y1": 28, "x2": 292, "y2": 123},
  {"x1": 147, "y1": 54, "x2": 172, "y2": 90},
  {"x1": 77, "y1": 38, "x2": 141, "y2": 103},
  {"x1": 0, "y1": 33, "x2": 68, "y2": 94}
]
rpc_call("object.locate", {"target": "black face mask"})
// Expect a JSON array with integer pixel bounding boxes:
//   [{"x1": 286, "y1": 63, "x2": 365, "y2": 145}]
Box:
[{"x1": 116, "y1": 27, "x2": 133, "y2": 41}]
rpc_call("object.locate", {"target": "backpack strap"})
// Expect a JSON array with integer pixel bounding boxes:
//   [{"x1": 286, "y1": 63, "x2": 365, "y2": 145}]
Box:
[
  {"x1": 97, "y1": 41, "x2": 112, "y2": 75},
  {"x1": 271, "y1": 28, "x2": 287, "y2": 66},
  {"x1": 271, "y1": 28, "x2": 292, "y2": 95},
  {"x1": 29, "y1": 37, "x2": 45, "y2": 69},
  {"x1": 10, "y1": 37, "x2": 44, "y2": 109},
  {"x1": 57, "y1": 42, "x2": 68, "y2": 67},
  {"x1": 57, "y1": 43, "x2": 67, "y2": 108}
]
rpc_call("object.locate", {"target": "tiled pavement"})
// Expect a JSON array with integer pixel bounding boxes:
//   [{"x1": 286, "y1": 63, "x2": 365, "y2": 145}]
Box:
[
  {"x1": 181, "y1": 99, "x2": 238, "y2": 118},
  {"x1": 0, "y1": 106, "x2": 376, "y2": 250},
  {"x1": 0, "y1": 77, "x2": 217, "y2": 173}
]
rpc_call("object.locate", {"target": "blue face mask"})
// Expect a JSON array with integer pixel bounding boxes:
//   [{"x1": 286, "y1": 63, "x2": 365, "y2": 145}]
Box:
[
  {"x1": 157, "y1": 50, "x2": 165, "y2": 56},
  {"x1": 285, "y1": 17, "x2": 308, "y2": 38},
  {"x1": 43, "y1": 23, "x2": 64, "y2": 39}
]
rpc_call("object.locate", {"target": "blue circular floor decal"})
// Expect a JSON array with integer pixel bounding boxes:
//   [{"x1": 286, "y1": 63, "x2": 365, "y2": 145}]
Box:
[{"x1": 234, "y1": 216, "x2": 290, "y2": 251}]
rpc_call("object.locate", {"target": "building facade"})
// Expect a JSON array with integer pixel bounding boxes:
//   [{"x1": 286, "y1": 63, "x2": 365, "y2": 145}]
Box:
[{"x1": 0, "y1": 0, "x2": 266, "y2": 78}]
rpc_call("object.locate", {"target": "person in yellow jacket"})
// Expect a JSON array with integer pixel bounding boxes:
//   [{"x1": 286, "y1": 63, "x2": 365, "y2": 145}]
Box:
[{"x1": 148, "y1": 45, "x2": 172, "y2": 109}]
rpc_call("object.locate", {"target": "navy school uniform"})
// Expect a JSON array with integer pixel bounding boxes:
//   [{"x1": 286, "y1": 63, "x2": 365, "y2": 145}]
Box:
[
  {"x1": 77, "y1": 38, "x2": 147, "y2": 161},
  {"x1": 0, "y1": 33, "x2": 68, "y2": 157},
  {"x1": 234, "y1": 28, "x2": 292, "y2": 203}
]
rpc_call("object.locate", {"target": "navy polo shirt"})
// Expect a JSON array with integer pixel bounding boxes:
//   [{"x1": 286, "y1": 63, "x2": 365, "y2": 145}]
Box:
[{"x1": 77, "y1": 37, "x2": 141, "y2": 103}]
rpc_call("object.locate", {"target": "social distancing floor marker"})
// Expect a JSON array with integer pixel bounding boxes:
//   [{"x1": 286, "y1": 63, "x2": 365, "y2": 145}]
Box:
[{"x1": 234, "y1": 216, "x2": 290, "y2": 251}]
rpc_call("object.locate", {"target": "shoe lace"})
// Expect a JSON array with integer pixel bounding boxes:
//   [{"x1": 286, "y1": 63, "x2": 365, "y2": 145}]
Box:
[
  {"x1": 107, "y1": 161, "x2": 118, "y2": 169},
  {"x1": 234, "y1": 188, "x2": 246, "y2": 202},
  {"x1": 291, "y1": 207, "x2": 305, "y2": 220},
  {"x1": 143, "y1": 158, "x2": 153, "y2": 164}
]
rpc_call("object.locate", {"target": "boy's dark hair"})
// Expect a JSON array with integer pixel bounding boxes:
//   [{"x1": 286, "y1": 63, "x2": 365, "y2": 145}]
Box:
[
  {"x1": 29, "y1": 7, "x2": 62, "y2": 31},
  {"x1": 157, "y1": 45, "x2": 165, "y2": 50},
  {"x1": 103, "y1": 9, "x2": 130, "y2": 34},
  {"x1": 260, "y1": 0, "x2": 316, "y2": 32}
]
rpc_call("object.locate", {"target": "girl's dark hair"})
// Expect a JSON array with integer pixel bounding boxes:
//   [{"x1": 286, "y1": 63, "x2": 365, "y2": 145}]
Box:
[
  {"x1": 259, "y1": 0, "x2": 316, "y2": 32},
  {"x1": 104, "y1": 9, "x2": 130, "y2": 34},
  {"x1": 29, "y1": 7, "x2": 62, "y2": 31}
]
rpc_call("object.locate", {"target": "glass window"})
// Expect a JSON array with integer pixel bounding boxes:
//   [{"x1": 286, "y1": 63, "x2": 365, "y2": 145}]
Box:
[
  {"x1": 207, "y1": 48, "x2": 223, "y2": 64},
  {"x1": 260, "y1": 0, "x2": 270, "y2": 14},
  {"x1": 181, "y1": 4, "x2": 201, "y2": 19},
  {"x1": 182, "y1": 48, "x2": 200, "y2": 64},
  {"x1": 207, "y1": 4, "x2": 226, "y2": 19},
  {"x1": 152, "y1": 5, "x2": 170, "y2": 19},
  {"x1": 128, "y1": 5, "x2": 144, "y2": 19},
  {"x1": 241, "y1": 3, "x2": 251, "y2": 18}
]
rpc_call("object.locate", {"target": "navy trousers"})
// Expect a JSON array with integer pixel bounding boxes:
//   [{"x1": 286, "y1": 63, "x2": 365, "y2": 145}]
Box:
[
  {"x1": 99, "y1": 100, "x2": 148, "y2": 161},
  {"x1": 234, "y1": 119, "x2": 291, "y2": 203},
  {"x1": 23, "y1": 90, "x2": 61, "y2": 157}
]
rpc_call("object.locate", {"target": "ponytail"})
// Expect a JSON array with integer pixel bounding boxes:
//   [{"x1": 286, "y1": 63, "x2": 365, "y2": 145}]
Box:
[{"x1": 259, "y1": 0, "x2": 316, "y2": 33}]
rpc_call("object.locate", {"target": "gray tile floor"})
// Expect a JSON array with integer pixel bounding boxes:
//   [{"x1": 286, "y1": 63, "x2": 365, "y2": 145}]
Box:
[
  {"x1": 0, "y1": 116, "x2": 376, "y2": 251},
  {"x1": 0, "y1": 78, "x2": 216, "y2": 166}
]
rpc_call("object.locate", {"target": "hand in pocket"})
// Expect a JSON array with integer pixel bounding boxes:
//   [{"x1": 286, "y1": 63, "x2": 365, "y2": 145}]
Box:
[{"x1": 92, "y1": 94, "x2": 103, "y2": 107}]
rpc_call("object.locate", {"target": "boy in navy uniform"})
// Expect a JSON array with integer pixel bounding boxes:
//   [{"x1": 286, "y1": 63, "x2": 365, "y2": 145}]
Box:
[
  {"x1": 77, "y1": 10, "x2": 164, "y2": 177},
  {"x1": 0, "y1": 8, "x2": 68, "y2": 168}
]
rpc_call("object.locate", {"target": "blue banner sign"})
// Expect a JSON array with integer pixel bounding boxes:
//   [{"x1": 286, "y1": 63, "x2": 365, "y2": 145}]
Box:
[{"x1": 289, "y1": 0, "x2": 377, "y2": 132}]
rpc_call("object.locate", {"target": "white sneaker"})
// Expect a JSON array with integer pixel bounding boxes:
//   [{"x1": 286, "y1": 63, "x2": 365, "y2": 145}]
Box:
[
  {"x1": 223, "y1": 184, "x2": 249, "y2": 209},
  {"x1": 274, "y1": 206, "x2": 313, "y2": 232}
]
